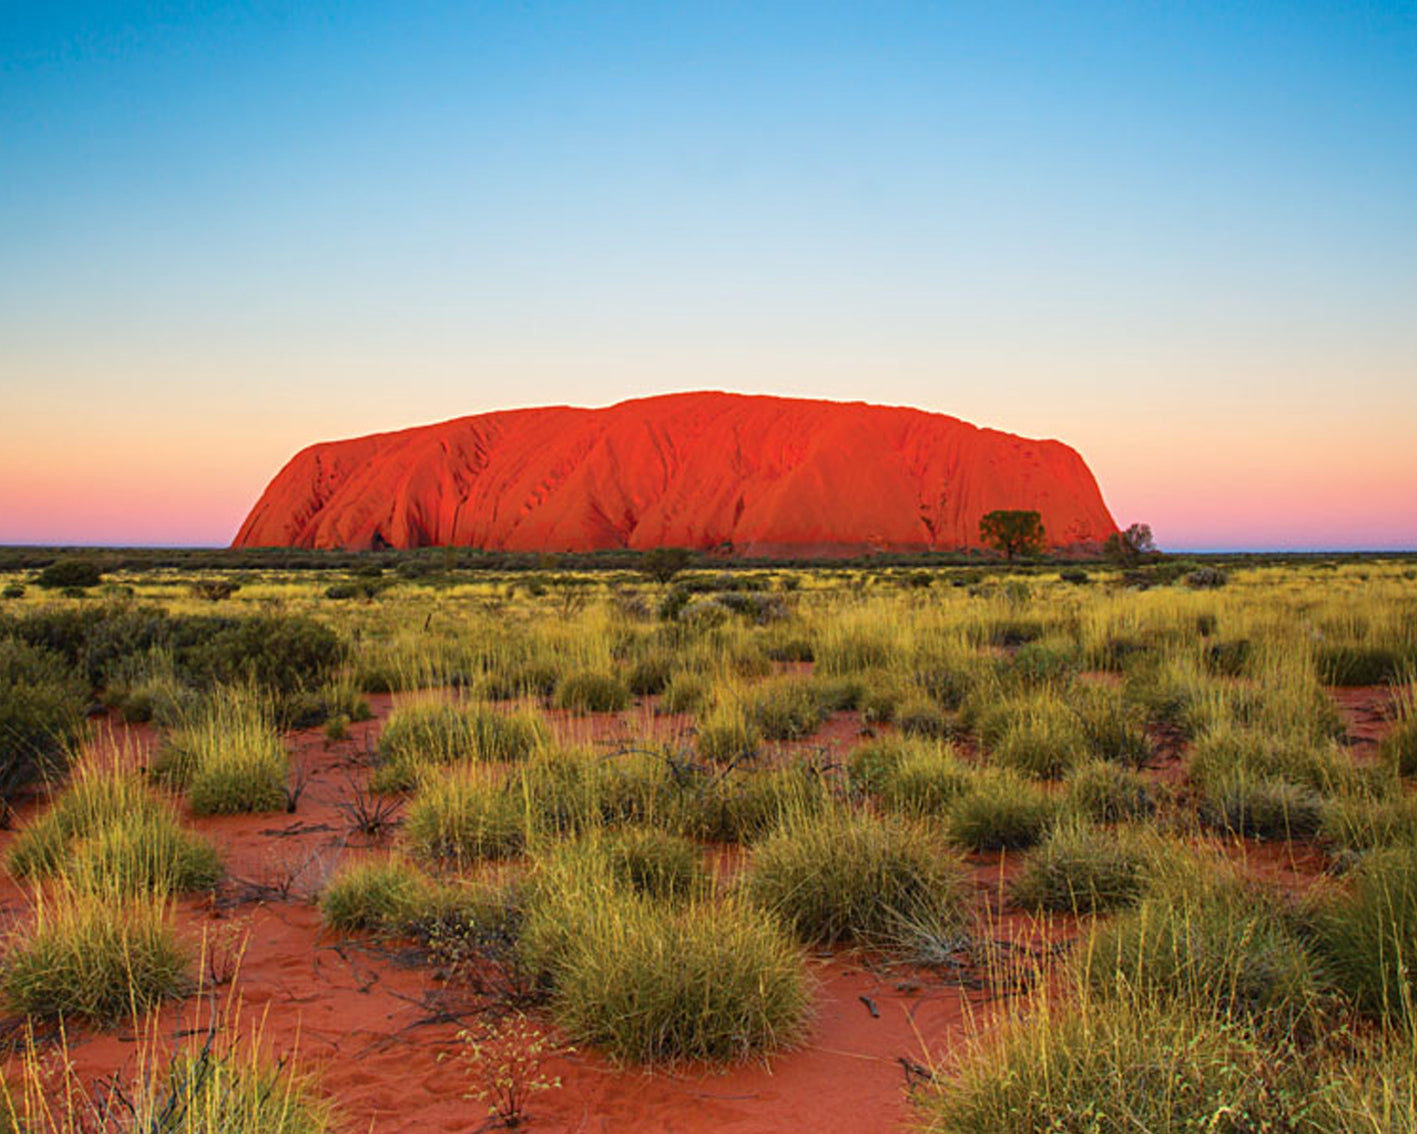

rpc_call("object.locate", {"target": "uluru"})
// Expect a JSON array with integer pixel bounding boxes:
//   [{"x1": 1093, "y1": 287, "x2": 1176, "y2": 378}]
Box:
[{"x1": 233, "y1": 392, "x2": 1116, "y2": 556}]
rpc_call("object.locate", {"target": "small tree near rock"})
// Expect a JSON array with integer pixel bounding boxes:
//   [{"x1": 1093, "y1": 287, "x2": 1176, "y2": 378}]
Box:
[
  {"x1": 641, "y1": 547, "x2": 692, "y2": 584},
  {"x1": 1104, "y1": 523, "x2": 1157, "y2": 565},
  {"x1": 979, "y1": 511, "x2": 1047, "y2": 561}
]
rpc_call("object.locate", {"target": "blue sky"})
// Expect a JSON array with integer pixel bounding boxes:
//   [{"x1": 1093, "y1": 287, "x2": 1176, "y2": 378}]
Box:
[{"x1": 2, "y1": 2, "x2": 1414, "y2": 548}]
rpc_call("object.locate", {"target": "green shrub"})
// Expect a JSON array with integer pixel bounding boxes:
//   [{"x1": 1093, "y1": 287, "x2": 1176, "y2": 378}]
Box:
[
  {"x1": 1314, "y1": 845, "x2": 1417, "y2": 1023},
  {"x1": 1318, "y1": 644, "x2": 1409, "y2": 686},
  {"x1": 177, "y1": 614, "x2": 346, "y2": 694},
  {"x1": 1, "y1": 893, "x2": 189, "y2": 1021},
  {"x1": 600, "y1": 827, "x2": 704, "y2": 899},
  {"x1": 522, "y1": 853, "x2": 808, "y2": 1064},
  {"x1": 661, "y1": 671, "x2": 711, "y2": 714},
  {"x1": 1009, "y1": 822, "x2": 1149, "y2": 913},
  {"x1": 554, "y1": 671, "x2": 632, "y2": 714},
  {"x1": 990, "y1": 715, "x2": 1087, "y2": 780},
  {"x1": 321, "y1": 857, "x2": 433, "y2": 933},
  {"x1": 626, "y1": 654, "x2": 673, "y2": 696},
  {"x1": 895, "y1": 698, "x2": 953, "y2": 740},
  {"x1": 1381, "y1": 715, "x2": 1417, "y2": 777},
  {"x1": 846, "y1": 736, "x2": 910, "y2": 794},
  {"x1": 1076, "y1": 688, "x2": 1152, "y2": 766},
  {"x1": 873, "y1": 741, "x2": 972, "y2": 818},
  {"x1": 1321, "y1": 792, "x2": 1417, "y2": 852},
  {"x1": 1199, "y1": 776, "x2": 1326, "y2": 840},
  {"x1": 159, "y1": 697, "x2": 289, "y2": 815},
  {"x1": 947, "y1": 771, "x2": 1058, "y2": 851},
  {"x1": 747, "y1": 809, "x2": 967, "y2": 950},
  {"x1": 0, "y1": 640, "x2": 87, "y2": 816},
  {"x1": 35, "y1": 558, "x2": 104, "y2": 590}
]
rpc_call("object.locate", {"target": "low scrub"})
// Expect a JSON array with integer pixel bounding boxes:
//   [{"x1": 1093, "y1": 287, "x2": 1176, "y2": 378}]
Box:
[
  {"x1": 1065, "y1": 761, "x2": 1155, "y2": 823},
  {"x1": 0, "y1": 639, "x2": 87, "y2": 821},
  {"x1": 155, "y1": 693, "x2": 289, "y2": 815},
  {"x1": 321, "y1": 856, "x2": 434, "y2": 933}
]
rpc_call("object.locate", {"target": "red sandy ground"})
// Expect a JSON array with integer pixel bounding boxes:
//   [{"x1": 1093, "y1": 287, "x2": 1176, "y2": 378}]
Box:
[{"x1": 0, "y1": 684, "x2": 1393, "y2": 1132}]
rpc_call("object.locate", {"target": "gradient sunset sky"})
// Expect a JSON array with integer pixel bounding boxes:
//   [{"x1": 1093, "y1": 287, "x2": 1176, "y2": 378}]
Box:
[{"x1": 2, "y1": 3, "x2": 1414, "y2": 550}]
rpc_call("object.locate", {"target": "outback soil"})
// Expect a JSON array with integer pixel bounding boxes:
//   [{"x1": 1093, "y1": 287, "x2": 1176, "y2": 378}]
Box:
[{"x1": 0, "y1": 682, "x2": 1394, "y2": 1133}]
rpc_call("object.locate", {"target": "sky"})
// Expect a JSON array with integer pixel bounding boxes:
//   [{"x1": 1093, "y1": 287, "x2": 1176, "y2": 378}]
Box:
[{"x1": 1, "y1": 2, "x2": 1414, "y2": 551}]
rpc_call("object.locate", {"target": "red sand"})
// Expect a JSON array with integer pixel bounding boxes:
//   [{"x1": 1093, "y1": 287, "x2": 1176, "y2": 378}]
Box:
[
  {"x1": 233, "y1": 392, "x2": 1117, "y2": 555},
  {"x1": 1, "y1": 682, "x2": 1389, "y2": 1130}
]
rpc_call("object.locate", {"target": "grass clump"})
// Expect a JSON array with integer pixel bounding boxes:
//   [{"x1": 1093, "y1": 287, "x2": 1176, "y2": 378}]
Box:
[
  {"x1": 321, "y1": 856, "x2": 433, "y2": 933},
  {"x1": 554, "y1": 670, "x2": 632, "y2": 714},
  {"x1": 696, "y1": 703, "x2": 761, "y2": 764},
  {"x1": 8, "y1": 768, "x2": 220, "y2": 894},
  {"x1": 914, "y1": 997, "x2": 1323, "y2": 1134},
  {"x1": 1084, "y1": 866, "x2": 1323, "y2": 1033},
  {"x1": 0, "y1": 639, "x2": 87, "y2": 818},
  {"x1": 947, "y1": 770, "x2": 1058, "y2": 851},
  {"x1": 747, "y1": 808, "x2": 967, "y2": 950},
  {"x1": 373, "y1": 700, "x2": 547, "y2": 792},
  {"x1": 853, "y1": 738, "x2": 972, "y2": 818},
  {"x1": 522, "y1": 849, "x2": 809, "y2": 1064},
  {"x1": 1009, "y1": 821, "x2": 1149, "y2": 914},
  {"x1": 660, "y1": 670, "x2": 712, "y2": 714},
  {"x1": 1313, "y1": 844, "x2": 1417, "y2": 1023},
  {"x1": 1065, "y1": 760, "x2": 1155, "y2": 823},
  {"x1": 747, "y1": 677, "x2": 823, "y2": 741},
  {"x1": 155, "y1": 693, "x2": 288, "y2": 815},
  {"x1": 600, "y1": 827, "x2": 705, "y2": 899},
  {"x1": 1, "y1": 892, "x2": 189, "y2": 1021},
  {"x1": 404, "y1": 768, "x2": 527, "y2": 865}
]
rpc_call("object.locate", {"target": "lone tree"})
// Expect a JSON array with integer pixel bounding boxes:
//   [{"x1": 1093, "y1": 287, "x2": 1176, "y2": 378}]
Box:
[
  {"x1": 979, "y1": 510, "x2": 1047, "y2": 561},
  {"x1": 1103, "y1": 523, "x2": 1157, "y2": 565},
  {"x1": 641, "y1": 546, "x2": 692, "y2": 584}
]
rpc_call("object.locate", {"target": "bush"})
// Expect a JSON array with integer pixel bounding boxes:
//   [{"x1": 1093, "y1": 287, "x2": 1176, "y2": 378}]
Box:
[
  {"x1": 895, "y1": 698, "x2": 953, "y2": 740},
  {"x1": 678, "y1": 762, "x2": 829, "y2": 844},
  {"x1": 404, "y1": 769, "x2": 527, "y2": 865},
  {"x1": 660, "y1": 671, "x2": 711, "y2": 714},
  {"x1": 1183, "y1": 566, "x2": 1228, "y2": 589},
  {"x1": 1, "y1": 584, "x2": 24, "y2": 599},
  {"x1": 35, "y1": 558, "x2": 104, "y2": 590},
  {"x1": 1317, "y1": 644, "x2": 1409, "y2": 686},
  {"x1": 990, "y1": 715, "x2": 1087, "y2": 780},
  {"x1": 866, "y1": 740, "x2": 972, "y2": 818},
  {"x1": 626, "y1": 654, "x2": 672, "y2": 696},
  {"x1": 747, "y1": 809, "x2": 968, "y2": 950},
  {"x1": 321, "y1": 857, "x2": 433, "y2": 933},
  {"x1": 1199, "y1": 776, "x2": 1326, "y2": 840},
  {"x1": 947, "y1": 771, "x2": 1058, "y2": 851},
  {"x1": 554, "y1": 671, "x2": 632, "y2": 714},
  {"x1": 0, "y1": 640, "x2": 87, "y2": 820},
  {"x1": 1313, "y1": 845, "x2": 1417, "y2": 1023},
  {"x1": 177, "y1": 615, "x2": 346, "y2": 694},
  {"x1": 1, "y1": 893, "x2": 189, "y2": 1021},
  {"x1": 1381, "y1": 715, "x2": 1417, "y2": 777},
  {"x1": 600, "y1": 827, "x2": 704, "y2": 899},
  {"x1": 1009, "y1": 822, "x2": 1149, "y2": 913},
  {"x1": 696, "y1": 704, "x2": 761, "y2": 764},
  {"x1": 521, "y1": 853, "x2": 808, "y2": 1064}
]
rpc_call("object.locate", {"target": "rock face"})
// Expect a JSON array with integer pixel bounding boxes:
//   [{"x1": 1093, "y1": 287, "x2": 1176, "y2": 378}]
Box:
[{"x1": 233, "y1": 392, "x2": 1116, "y2": 555}]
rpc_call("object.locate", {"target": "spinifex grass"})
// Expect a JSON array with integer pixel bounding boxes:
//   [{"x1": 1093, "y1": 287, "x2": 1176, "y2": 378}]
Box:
[
  {"x1": 373, "y1": 698, "x2": 547, "y2": 792},
  {"x1": 1, "y1": 888, "x2": 190, "y2": 1021},
  {"x1": 156, "y1": 690, "x2": 288, "y2": 815},
  {"x1": 746, "y1": 806, "x2": 968, "y2": 951}
]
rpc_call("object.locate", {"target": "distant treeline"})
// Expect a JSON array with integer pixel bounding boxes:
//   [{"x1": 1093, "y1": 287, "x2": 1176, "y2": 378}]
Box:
[{"x1": 0, "y1": 545, "x2": 1413, "y2": 576}]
